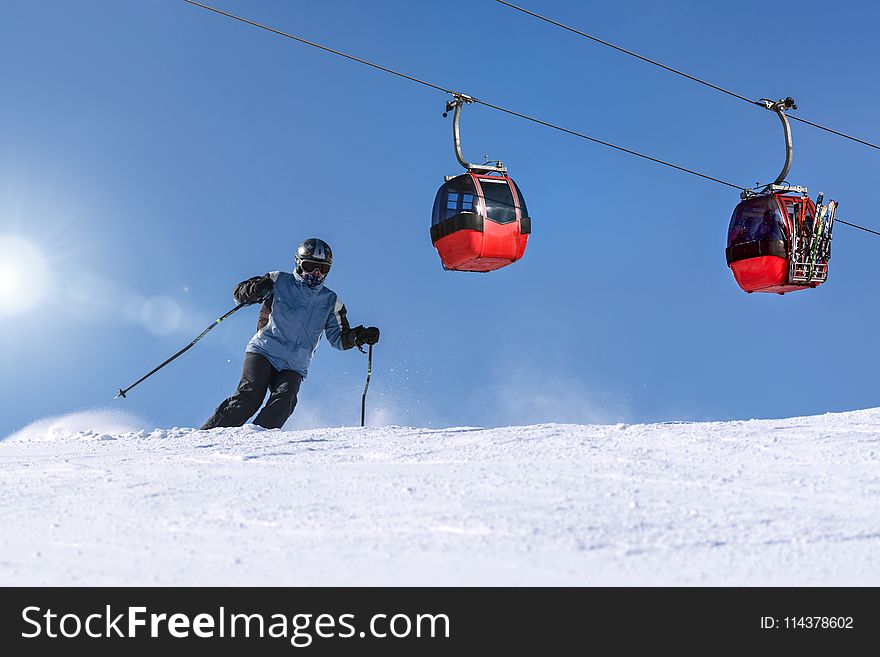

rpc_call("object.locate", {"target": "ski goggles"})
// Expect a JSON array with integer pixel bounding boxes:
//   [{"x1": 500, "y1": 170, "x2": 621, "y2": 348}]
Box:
[{"x1": 300, "y1": 260, "x2": 331, "y2": 275}]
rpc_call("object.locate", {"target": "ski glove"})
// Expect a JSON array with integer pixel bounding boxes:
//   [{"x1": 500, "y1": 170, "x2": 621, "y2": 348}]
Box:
[
  {"x1": 254, "y1": 277, "x2": 274, "y2": 301},
  {"x1": 354, "y1": 326, "x2": 380, "y2": 347}
]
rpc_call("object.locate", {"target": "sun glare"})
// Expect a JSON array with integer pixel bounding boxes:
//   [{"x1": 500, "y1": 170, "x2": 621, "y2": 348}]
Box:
[{"x1": 0, "y1": 235, "x2": 52, "y2": 315}]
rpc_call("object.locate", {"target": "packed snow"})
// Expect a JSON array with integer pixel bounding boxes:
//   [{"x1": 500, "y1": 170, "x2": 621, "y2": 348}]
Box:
[{"x1": 1, "y1": 408, "x2": 878, "y2": 585}]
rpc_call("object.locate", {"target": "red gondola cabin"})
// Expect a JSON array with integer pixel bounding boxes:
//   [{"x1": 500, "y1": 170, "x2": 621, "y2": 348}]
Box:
[
  {"x1": 431, "y1": 172, "x2": 530, "y2": 272},
  {"x1": 726, "y1": 192, "x2": 830, "y2": 294}
]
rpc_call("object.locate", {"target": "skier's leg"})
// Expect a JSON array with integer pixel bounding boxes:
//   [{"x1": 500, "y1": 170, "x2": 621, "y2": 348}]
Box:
[
  {"x1": 252, "y1": 369, "x2": 303, "y2": 429},
  {"x1": 200, "y1": 352, "x2": 273, "y2": 429}
]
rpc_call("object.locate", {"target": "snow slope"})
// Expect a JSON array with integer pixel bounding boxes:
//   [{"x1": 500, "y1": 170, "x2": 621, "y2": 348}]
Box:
[{"x1": 1, "y1": 409, "x2": 878, "y2": 586}]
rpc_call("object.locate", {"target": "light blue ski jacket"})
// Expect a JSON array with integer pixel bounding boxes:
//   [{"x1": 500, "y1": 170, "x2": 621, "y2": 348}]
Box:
[{"x1": 240, "y1": 271, "x2": 354, "y2": 377}]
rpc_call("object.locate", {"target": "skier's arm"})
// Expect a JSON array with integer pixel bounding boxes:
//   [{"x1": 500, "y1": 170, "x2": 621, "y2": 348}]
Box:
[
  {"x1": 325, "y1": 298, "x2": 358, "y2": 351},
  {"x1": 233, "y1": 272, "x2": 280, "y2": 305}
]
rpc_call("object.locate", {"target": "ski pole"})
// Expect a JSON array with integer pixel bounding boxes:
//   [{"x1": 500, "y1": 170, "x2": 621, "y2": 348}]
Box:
[
  {"x1": 115, "y1": 294, "x2": 258, "y2": 399},
  {"x1": 360, "y1": 344, "x2": 373, "y2": 427}
]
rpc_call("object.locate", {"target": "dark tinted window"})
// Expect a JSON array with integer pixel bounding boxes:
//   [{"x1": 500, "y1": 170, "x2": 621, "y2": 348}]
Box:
[
  {"x1": 512, "y1": 179, "x2": 529, "y2": 219},
  {"x1": 432, "y1": 175, "x2": 477, "y2": 226},
  {"x1": 480, "y1": 177, "x2": 517, "y2": 224},
  {"x1": 727, "y1": 196, "x2": 786, "y2": 247}
]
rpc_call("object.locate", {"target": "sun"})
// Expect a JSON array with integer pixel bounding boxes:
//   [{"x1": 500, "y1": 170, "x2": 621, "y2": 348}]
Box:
[{"x1": 0, "y1": 235, "x2": 52, "y2": 315}]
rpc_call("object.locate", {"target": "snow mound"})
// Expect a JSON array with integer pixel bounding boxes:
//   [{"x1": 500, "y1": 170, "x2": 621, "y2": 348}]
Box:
[
  {"x1": 0, "y1": 408, "x2": 878, "y2": 585},
  {"x1": 3, "y1": 409, "x2": 150, "y2": 443}
]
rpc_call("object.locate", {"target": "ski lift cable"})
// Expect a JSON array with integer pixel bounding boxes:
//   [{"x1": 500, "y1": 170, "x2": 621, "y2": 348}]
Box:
[
  {"x1": 182, "y1": 1, "x2": 879, "y2": 237},
  {"x1": 496, "y1": 0, "x2": 880, "y2": 152},
  {"x1": 835, "y1": 218, "x2": 880, "y2": 237},
  {"x1": 182, "y1": 0, "x2": 744, "y2": 190}
]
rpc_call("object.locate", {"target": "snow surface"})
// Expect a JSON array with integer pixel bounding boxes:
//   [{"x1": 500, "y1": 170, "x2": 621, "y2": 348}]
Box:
[{"x1": 1, "y1": 409, "x2": 878, "y2": 586}]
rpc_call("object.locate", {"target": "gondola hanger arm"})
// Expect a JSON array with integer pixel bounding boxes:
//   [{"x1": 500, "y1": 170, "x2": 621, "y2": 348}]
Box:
[
  {"x1": 756, "y1": 96, "x2": 797, "y2": 192},
  {"x1": 444, "y1": 94, "x2": 506, "y2": 174}
]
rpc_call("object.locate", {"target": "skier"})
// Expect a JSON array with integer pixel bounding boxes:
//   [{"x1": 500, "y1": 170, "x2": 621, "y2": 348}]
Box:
[
  {"x1": 754, "y1": 208, "x2": 782, "y2": 242},
  {"x1": 201, "y1": 238, "x2": 380, "y2": 430}
]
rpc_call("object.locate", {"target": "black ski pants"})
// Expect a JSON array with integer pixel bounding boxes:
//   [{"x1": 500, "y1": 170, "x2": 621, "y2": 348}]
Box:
[{"x1": 201, "y1": 352, "x2": 303, "y2": 430}]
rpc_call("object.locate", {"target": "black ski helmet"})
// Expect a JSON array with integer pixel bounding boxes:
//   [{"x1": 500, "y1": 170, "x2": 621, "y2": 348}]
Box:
[{"x1": 295, "y1": 238, "x2": 333, "y2": 284}]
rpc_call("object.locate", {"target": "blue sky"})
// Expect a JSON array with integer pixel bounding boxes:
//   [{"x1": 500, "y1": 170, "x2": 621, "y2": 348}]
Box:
[{"x1": 1, "y1": 0, "x2": 878, "y2": 436}]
